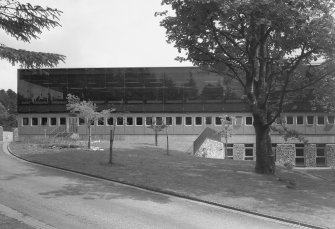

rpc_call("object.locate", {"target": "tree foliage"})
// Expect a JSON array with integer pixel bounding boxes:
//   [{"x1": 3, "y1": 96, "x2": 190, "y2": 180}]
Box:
[
  {"x1": 66, "y1": 94, "x2": 114, "y2": 149},
  {"x1": 157, "y1": 0, "x2": 335, "y2": 174},
  {"x1": 0, "y1": 89, "x2": 17, "y2": 130},
  {"x1": 0, "y1": 0, "x2": 65, "y2": 68}
]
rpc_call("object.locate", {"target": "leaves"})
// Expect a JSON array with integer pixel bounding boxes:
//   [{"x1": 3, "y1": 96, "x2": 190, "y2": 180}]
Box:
[{"x1": 0, "y1": 0, "x2": 65, "y2": 68}]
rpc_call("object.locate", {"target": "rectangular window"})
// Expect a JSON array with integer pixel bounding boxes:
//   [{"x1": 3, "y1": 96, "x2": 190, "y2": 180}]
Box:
[
  {"x1": 245, "y1": 116, "x2": 253, "y2": 125},
  {"x1": 307, "y1": 116, "x2": 314, "y2": 125},
  {"x1": 205, "y1": 116, "x2": 212, "y2": 125},
  {"x1": 145, "y1": 117, "x2": 153, "y2": 126},
  {"x1": 79, "y1": 117, "x2": 86, "y2": 125},
  {"x1": 317, "y1": 116, "x2": 325, "y2": 125},
  {"x1": 295, "y1": 144, "x2": 305, "y2": 167},
  {"x1": 97, "y1": 117, "x2": 105, "y2": 126},
  {"x1": 244, "y1": 144, "x2": 254, "y2": 160},
  {"x1": 117, "y1": 117, "x2": 124, "y2": 126},
  {"x1": 107, "y1": 117, "x2": 113, "y2": 126},
  {"x1": 296, "y1": 116, "x2": 304, "y2": 125},
  {"x1": 126, "y1": 117, "x2": 133, "y2": 126},
  {"x1": 156, "y1": 117, "x2": 163, "y2": 125},
  {"x1": 195, "y1": 117, "x2": 202, "y2": 126},
  {"x1": 136, "y1": 117, "x2": 143, "y2": 126},
  {"x1": 215, "y1": 117, "x2": 222, "y2": 125},
  {"x1": 89, "y1": 120, "x2": 95, "y2": 126},
  {"x1": 50, "y1": 117, "x2": 57, "y2": 126},
  {"x1": 22, "y1": 117, "x2": 29, "y2": 126},
  {"x1": 226, "y1": 144, "x2": 234, "y2": 160},
  {"x1": 175, "y1": 116, "x2": 182, "y2": 125},
  {"x1": 327, "y1": 116, "x2": 335, "y2": 124},
  {"x1": 286, "y1": 116, "x2": 294, "y2": 125},
  {"x1": 235, "y1": 116, "x2": 242, "y2": 125},
  {"x1": 165, "y1": 117, "x2": 172, "y2": 126},
  {"x1": 32, "y1": 117, "x2": 38, "y2": 126},
  {"x1": 41, "y1": 117, "x2": 48, "y2": 126},
  {"x1": 316, "y1": 144, "x2": 326, "y2": 167},
  {"x1": 60, "y1": 117, "x2": 66, "y2": 125},
  {"x1": 185, "y1": 117, "x2": 192, "y2": 126},
  {"x1": 272, "y1": 143, "x2": 277, "y2": 161}
]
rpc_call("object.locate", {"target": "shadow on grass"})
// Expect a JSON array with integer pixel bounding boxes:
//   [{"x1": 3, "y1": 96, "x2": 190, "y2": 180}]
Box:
[{"x1": 9, "y1": 142, "x2": 335, "y2": 221}]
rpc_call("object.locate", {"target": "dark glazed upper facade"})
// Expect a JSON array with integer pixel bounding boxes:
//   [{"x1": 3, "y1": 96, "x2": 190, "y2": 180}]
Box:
[{"x1": 17, "y1": 67, "x2": 248, "y2": 113}]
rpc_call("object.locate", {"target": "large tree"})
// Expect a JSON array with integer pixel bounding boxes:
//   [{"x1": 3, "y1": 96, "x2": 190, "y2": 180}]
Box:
[
  {"x1": 157, "y1": 0, "x2": 335, "y2": 174},
  {"x1": 0, "y1": 0, "x2": 65, "y2": 68}
]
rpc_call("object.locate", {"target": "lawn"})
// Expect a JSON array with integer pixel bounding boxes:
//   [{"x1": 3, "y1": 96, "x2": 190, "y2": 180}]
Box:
[{"x1": 9, "y1": 137, "x2": 335, "y2": 229}]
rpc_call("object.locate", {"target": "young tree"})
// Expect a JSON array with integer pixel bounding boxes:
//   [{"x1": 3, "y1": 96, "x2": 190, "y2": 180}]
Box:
[
  {"x1": 157, "y1": 0, "x2": 335, "y2": 174},
  {"x1": 218, "y1": 114, "x2": 234, "y2": 158},
  {"x1": 66, "y1": 94, "x2": 114, "y2": 149},
  {"x1": 147, "y1": 117, "x2": 168, "y2": 146},
  {"x1": 0, "y1": 0, "x2": 65, "y2": 68}
]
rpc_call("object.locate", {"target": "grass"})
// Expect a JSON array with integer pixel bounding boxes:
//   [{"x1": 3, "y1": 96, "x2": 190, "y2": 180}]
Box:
[{"x1": 9, "y1": 137, "x2": 335, "y2": 229}]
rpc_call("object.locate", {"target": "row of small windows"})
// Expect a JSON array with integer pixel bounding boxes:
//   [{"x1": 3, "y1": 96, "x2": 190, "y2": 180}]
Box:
[
  {"x1": 294, "y1": 144, "x2": 326, "y2": 167},
  {"x1": 284, "y1": 115, "x2": 335, "y2": 125},
  {"x1": 22, "y1": 116, "x2": 254, "y2": 127}
]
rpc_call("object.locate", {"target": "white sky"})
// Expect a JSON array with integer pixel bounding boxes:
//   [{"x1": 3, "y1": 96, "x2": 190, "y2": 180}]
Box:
[{"x1": 0, "y1": 0, "x2": 191, "y2": 91}]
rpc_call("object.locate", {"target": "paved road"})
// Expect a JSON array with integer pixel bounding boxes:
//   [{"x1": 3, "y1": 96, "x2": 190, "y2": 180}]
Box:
[{"x1": 0, "y1": 143, "x2": 304, "y2": 229}]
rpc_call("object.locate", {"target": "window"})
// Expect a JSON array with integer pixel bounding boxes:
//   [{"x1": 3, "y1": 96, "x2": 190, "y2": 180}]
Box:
[
  {"x1": 117, "y1": 117, "x2": 124, "y2": 126},
  {"x1": 272, "y1": 144, "x2": 277, "y2": 161},
  {"x1": 245, "y1": 116, "x2": 253, "y2": 126},
  {"x1": 126, "y1": 117, "x2": 133, "y2": 126},
  {"x1": 41, "y1": 117, "x2": 48, "y2": 126},
  {"x1": 307, "y1": 116, "x2": 314, "y2": 125},
  {"x1": 32, "y1": 117, "x2": 38, "y2": 126},
  {"x1": 145, "y1": 117, "x2": 153, "y2": 126},
  {"x1": 166, "y1": 117, "x2": 172, "y2": 126},
  {"x1": 316, "y1": 144, "x2": 326, "y2": 167},
  {"x1": 195, "y1": 117, "x2": 202, "y2": 126},
  {"x1": 50, "y1": 117, "x2": 57, "y2": 126},
  {"x1": 60, "y1": 117, "x2": 66, "y2": 125},
  {"x1": 286, "y1": 116, "x2": 294, "y2": 125},
  {"x1": 226, "y1": 144, "x2": 234, "y2": 159},
  {"x1": 185, "y1": 117, "x2": 192, "y2": 126},
  {"x1": 156, "y1": 117, "x2": 163, "y2": 125},
  {"x1": 317, "y1": 116, "x2": 325, "y2": 125},
  {"x1": 175, "y1": 116, "x2": 182, "y2": 125},
  {"x1": 97, "y1": 117, "x2": 105, "y2": 126},
  {"x1": 79, "y1": 117, "x2": 86, "y2": 125},
  {"x1": 327, "y1": 116, "x2": 335, "y2": 124},
  {"x1": 215, "y1": 117, "x2": 222, "y2": 125},
  {"x1": 205, "y1": 116, "x2": 212, "y2": 125},
  {"x1": 235, "y1": 116, "x2": 242, "y2": 125},
  {"x1": 295, "y1": 144, "x2": 305, "y2": 167},
  {"x1": 89, "y1": 120, "x2": 95, "y2": 126},
  {"x1": 107, "y1": 117, "x2": 114, "y2": 126},
  {"x1": 136, "y1": 117, "x2": 143, "y2": 126},
  {"x1": 22, "y1": 117, "x2": 29, "y2": 126},
  {"x1": 296, "y1": 116, "x2": 304, "y2": 125},
  {"x1": 244, "y1": 144, "x2": 254, "y2": 160}
]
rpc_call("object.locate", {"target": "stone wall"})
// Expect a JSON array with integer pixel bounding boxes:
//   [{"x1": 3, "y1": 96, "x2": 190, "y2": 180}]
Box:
[
  {"x1": 276, "y1": 144, "x2": 295, "y2": 167},
  {"x1": 304, "y1": 144, "x2": 316, "y2": 167},
  {"x1": 326, "y1": 144, "x2": 335, "y2": 168},
  {"x1": 233, "y1": 144, "x2": 245, "y2": 160},
  {"x1": 194, "y1": 138, "x2": 224, "y2": 159}
]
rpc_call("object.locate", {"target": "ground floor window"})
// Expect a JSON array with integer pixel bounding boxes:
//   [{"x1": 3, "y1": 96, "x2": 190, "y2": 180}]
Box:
[
  {"x1": 244, "y1": 144, "x2": 254, "y2": 160},
  {"x1": 295, "y1": 144, "x2": 305, "y2": 167},
  {"x1": 41, "y1": 117, "x2": 48, "y2": 126},
  {"x1": 316, "y1": 144, "x2": 326, "y2": 167},
  {"x1": 226, "y1": 144, "x2": 233, "y2": 159},
  {"x1": 22, "y1": 117, "x2": 29, "y2": 126}
]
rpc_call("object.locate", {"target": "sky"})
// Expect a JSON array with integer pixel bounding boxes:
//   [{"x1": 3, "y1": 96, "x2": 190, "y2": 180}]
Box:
[{"x1": 0, "y1": 0, "x2": 191, "y2": 92}]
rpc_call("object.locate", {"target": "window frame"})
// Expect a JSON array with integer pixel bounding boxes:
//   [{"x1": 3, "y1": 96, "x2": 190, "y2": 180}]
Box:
[
  {"x1": 306, "y1": 115, "x2": 314, "y2": 125},
  {"x1": 136, "y1": 117, "x2": 143, "y2": 126},
  {"x1": 195, "y1": 116, "x2": 202, "y2": 126},
  {"x1": 327, "y1": 115, "x2": 335, "y2": 124},
  {"x1": 317, "y1": 116, "x2": 325, "y2": 126},
  {"x1": 296, "y1": 115, "x2": 304, "y2": 125},
  {"x1": 22, "y1": 117, "x2": 29, "y2": 126},
  {"x1": 145, "y1": 117, "x2": 153, "y2": 126},
  {"x1": 316, "y1": 144, "x2": 326, "y2": 167},
  {"x1": 165, "y1": 117, "x2": 172, "y2": 126},
  {"x1": 215, "y1": 117, "x2": 222, "y2": 126},
  {"x1": 97, "y1": 117, "x2": 105, "y2": 126},
  {"x1": 205, "y1": 116, "x2": 212, "y2": 125},
  {"x1": 116, "y1": 117, "x2": 124, "y2": 126},
  {"x1": 175, "y1": 116, "x2": 182, "y2": 125},
  {"x1": 126, "y1": 117, "x2": 133, "y2": 126},
  {"x1": 185, "y1": 116, "x2": 192, "y2": 126},
  {"x1": 32, "y1": 117, "x2": 38, "y2": 126},
  {"x1": 79, "y1": 117, "x2": 86, "y2": 126},
  {"x1": 245, "y1": 116, "x2": 253, "y2": 126},
  {"x1": 244, "y1": 144, "x2": 254, "y2": 160},
  {"x1": 50, "y1": 117, "x2": 57, "y2": 126},
  {"x1": 295, "y1": 144, "x2": 305, "y2": 167},
  {"x1": 286, "y1": 115, "x2": 294, "y2": 125},
  {"x1": 60, "y1": 117, "x2": 66, "y2": 125}
]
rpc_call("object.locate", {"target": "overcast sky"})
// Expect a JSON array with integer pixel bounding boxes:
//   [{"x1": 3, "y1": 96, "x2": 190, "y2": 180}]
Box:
[{"x1": 0, "y1": 0, "x2": 191, "y2": 91}]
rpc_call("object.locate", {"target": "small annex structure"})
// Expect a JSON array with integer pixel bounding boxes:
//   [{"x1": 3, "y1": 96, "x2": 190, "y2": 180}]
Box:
[{"x1": 193, "y1": 127, "x2": 224, "y2": 159}]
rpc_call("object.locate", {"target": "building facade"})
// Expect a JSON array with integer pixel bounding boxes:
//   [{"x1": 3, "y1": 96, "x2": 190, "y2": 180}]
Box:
[{"x1": 17, "y1": 67, "x2": 335, "y2": 167}]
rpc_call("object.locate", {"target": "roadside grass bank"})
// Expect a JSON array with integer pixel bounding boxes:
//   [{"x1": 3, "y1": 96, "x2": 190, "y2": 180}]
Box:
[{"x1": 9, "y1": 139, "x2": 335, "y2": 229}]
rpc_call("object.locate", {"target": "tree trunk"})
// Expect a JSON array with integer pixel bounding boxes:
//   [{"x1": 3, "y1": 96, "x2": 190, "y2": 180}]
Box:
[
  {"x1": 155, "y1": 130, "x2": 158, "y2": 146},
  {"x1": 88, "y1": 125, "x2": 91, "y2": 149},
  {"x1": 254, "y1": 123, "x2": 275, "y2": 174}
]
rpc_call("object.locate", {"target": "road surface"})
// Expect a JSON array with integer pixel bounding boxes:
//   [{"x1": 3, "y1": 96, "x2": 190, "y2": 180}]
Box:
[{"x1": 0, "y1": 142, "x2": 305, "y2": 229}]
